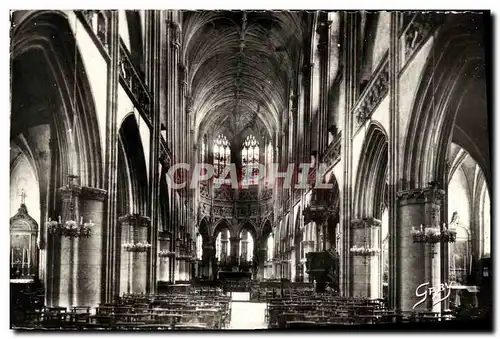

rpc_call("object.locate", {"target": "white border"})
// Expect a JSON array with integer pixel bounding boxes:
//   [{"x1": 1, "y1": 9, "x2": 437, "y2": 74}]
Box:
[{"x1": 1, "y1": 2, "x2": 498, "y2": 338}]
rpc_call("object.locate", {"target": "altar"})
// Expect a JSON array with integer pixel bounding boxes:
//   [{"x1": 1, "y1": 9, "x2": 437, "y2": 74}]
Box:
[{"x1": 217, "y1": 270, "x2": 252, "y2": 281}]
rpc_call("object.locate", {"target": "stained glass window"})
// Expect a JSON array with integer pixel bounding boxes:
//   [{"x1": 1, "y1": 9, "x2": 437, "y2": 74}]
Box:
[
  {"x1": 241, "y1": 135, "x2": 259, "y2": 184},
  {"x1": 214, "y1": 134, "x2": 230, "y2": 178}
]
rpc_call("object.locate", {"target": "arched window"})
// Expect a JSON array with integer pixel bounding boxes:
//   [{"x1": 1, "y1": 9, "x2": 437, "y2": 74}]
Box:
[
  {"x1": 215, "y1": 229, "x2": 230, "y2": 261},
  {"x1": 267, "y1": 233, "x2": 274, "y2": 261},
  {"x1": 266, "y1": 141, "x2": 273, "y2": 165},
  {"x1": 201, "y1": 134, "x2": 207, "y2": 164},
  {"x1": 214, "y1": 134, "x2": 230, "y2": 178},
  {"x1": 196, "y1": 233, "x2": 203, "y2": 260},
  {"x1": 239, "y1": 230, "x2": 254, "y2": 263},
  {"x1": 381, "y1": 208, "x2": 389, "y2": 296},
  {"x1": 447, "y1": 167, "x2": 472, "y2": 284},
  {"x1": 241, "y1": 135, "x2": 259, "y2": 184},
  {"x1": 482, "y1": 186, "x2": 491, "y2": 257}
]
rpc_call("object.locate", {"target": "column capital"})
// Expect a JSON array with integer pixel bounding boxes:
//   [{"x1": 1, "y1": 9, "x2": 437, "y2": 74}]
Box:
[
  {"x1": 59, "y1": 184, "x2": 82, "y2": 199},
  {"x1": 350, "y1": 217, "x2": 382, "y2": 228},
  {"x1": 118, "y1": 214, "x2": 151, "y2": 227},
  {"x1": 397, "y1": 186, "x2": 445, "y2": 206},
  {"x1": 229, "y1": 237, "x2": 241, "y2": 242},
  {"x1": 80, "y1": 187, "x2": 107, "y2": 201}
]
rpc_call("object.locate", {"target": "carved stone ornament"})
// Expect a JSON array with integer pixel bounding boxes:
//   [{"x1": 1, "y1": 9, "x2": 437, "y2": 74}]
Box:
[
  {"x1": 350, "y1": 217, "x2": 382, "y2": 229},
  {"x1": 80, "y1": 187, "x2": 107, "y2": 201},
  {"x1": 118, "y1": 214, "x2": 151, "y2": 228},
  {"x1": 355, "y1": 58, "x2": 389, "y2": 125},
  {"x1": 397, "y1": 186, "x2": 446, "y2": 206}
]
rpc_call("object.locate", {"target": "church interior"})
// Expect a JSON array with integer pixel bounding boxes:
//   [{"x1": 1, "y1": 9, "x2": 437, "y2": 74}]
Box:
[{"x1": 9, "y1": 10, "x2": 492, "y2": 330}]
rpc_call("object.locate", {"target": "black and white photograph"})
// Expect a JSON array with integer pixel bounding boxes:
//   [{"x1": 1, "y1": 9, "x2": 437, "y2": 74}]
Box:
[{"x1": 8, "y1": 9, "x2": 493, "y2": 331}]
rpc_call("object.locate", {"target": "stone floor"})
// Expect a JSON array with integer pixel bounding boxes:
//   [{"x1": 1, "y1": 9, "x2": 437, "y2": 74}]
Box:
[{"x1": 229, "y1": 293, "x2": 267, "y2": 329}]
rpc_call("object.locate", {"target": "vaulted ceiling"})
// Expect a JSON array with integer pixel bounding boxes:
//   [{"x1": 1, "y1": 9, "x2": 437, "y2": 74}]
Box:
[{"x1": 182, "y1": 11, "x2": 311, "y2": 143}]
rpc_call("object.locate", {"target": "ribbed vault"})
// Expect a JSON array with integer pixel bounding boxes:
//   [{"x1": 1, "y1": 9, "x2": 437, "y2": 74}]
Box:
[{"x1": 182, "y1": 11, "x2": 307, "y2": 142}]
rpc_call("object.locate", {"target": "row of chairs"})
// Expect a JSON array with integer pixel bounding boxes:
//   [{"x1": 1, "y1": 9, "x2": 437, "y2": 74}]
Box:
[
  {"x1": 14, "y1": 291, "x2": 231, "y2": 330},
  {"x1": 267, "y1": 296, "x2": 402, "y2": 328}
]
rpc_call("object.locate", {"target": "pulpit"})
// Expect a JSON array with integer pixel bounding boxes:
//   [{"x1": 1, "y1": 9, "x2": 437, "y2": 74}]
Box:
[{"x1": 305, "y1": 250, "x2": 339, "y2": 293}]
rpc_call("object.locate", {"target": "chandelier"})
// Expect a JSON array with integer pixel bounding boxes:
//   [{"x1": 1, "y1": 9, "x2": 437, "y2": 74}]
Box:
[
  {"x1": 411, "y1": 224, "x2": 457, "y2": 244},
  {"x1": 122, "y1": 242, "x2": 152, "y2": 252},
  {"x1": 349, "y1": 218, "x2": 381, "y2": 258},
  {"x1": 158, "y1": 250, "x2": 174, "y2": 258},
  {"x1": 47, "y1": 216, "x2": 94, "y2": 238},
  {"x1": 350, "y1": 245, "x2": 381, "y2": 256}
]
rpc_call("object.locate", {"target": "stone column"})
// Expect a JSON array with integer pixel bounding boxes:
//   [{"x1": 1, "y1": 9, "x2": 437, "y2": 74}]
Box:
[
  {"x1": 202, "y1": 238, "x2": 215, "y2": 279},
  {"x1": 396, "y1": 186, "x2": 445, "y2": 313},
  {"x1": 75, "y1": 187, "x2": 107, "y2": 308},
  {"x1": 176, "y1": 256, "x2": 182, "y2": 281},
  {"x1": 58, "y1": 183, "x2": 81, "y2": 310},
  {"x1": 256, "y1": 248, "x2": 266, "y2": 280},
  {"x1": 221, "y1": 231, "x2": 229, "y2": 261},
  {"x1": 158, "y1": 233, "x2": 171, "y2": 282},
  {"x1": 118, "y1": 215, "x2": 150, "y2": 294},
  {"x1": 133, "y1": 216, "x2": 150, "y2": 293},
  {"x1": 240, "y1": 230, "x2": 248, "y2": 261},
  {"x1": 103, "y1": 10, "x2": 119, "y2": 303},
  {"x1": 230, "y1": 237, "x2": 241, "y2": 264},
  {"x1": 350, "y1": 218, "x2": 382, "y2": 298}
]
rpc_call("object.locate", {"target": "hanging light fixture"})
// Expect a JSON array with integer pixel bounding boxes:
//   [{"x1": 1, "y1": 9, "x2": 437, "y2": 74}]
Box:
[
  {"x1": 349, "y1": 218, "x2": 381, "y2": 258},
  {"x1": 122, "y1": 241, "x2": 152, "y2": 253},
  {"x1": 46, "y1": 19, "x2": 94, "y2": 239}
]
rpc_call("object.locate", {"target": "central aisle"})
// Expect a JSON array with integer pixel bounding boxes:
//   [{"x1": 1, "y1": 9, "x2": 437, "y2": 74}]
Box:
[{"x1": 228, "y1": 293, "x2": 267, "y2": 329}]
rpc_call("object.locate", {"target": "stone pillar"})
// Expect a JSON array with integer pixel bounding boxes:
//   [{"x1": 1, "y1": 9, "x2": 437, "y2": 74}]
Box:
[
  {"x1": 176, "y1": 257, "x2": 183, "y2": 281},
  {"x1": 158, "y1": 233, "x2": 171, "y2": 282},
  {"x1": 230, "y1": 237, "x2": 241, "y2": 263},
  {"x1": 103, "y1": 10, "x2": 119, "y2": 303},
  {"x1": 240, "y1": 230, "x2": 248, "y2": 261},
  {"x1": 256, "y1": 248, "x2": 266, "y2": 280},
  {"x1": 58, "y1": 183, "x2": 81, "y2": 309},
  {"x1": 118, "y1": 214, "x2": 150, "y2": 294},
  {"x1": 221, "y1": 231, "x2": 229, "y2": 261},
  {"x1": 75, "y1": 187, "x2": 107, "y2": 308},
  {"x1": 202, "y1": 239, "x2": 215, "y2": 279},
  {"x1": 350, "y1": 218, "x2": 382, "y2": 298},
  {"x1": 397, "y1": 186, "x2": 445, "y2": 313}
]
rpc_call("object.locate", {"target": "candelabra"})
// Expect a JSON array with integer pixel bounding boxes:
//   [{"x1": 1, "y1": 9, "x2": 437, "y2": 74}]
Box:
[
  {"x1": 47, "y1": 216, "x2": 94, "y2": 238},
  {"x1": 411, "y1": 224, "x2": 457, "y2": 244},
  {"x1": 122, "y1": 241, "x2": 152, "y2": 252},
  {"x1": 158, "y1": 250, "x2": 175, "y2": 258},
  {"x1": 349, "y1": 245, "x2": 381, "y2": 256},
  {"x1": 349, "y1": 218, "x2": 380, "y2": 262}
]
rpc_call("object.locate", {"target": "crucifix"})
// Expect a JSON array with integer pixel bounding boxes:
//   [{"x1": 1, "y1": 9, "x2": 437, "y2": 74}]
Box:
[{"x1": 19, "y1": 188, "x2": 27, "y2": 205}]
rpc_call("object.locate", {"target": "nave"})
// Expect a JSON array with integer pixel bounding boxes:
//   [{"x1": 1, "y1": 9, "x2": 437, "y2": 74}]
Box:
[{"x1": 9, "y1": 10, "x2": 492, "y2": 331}]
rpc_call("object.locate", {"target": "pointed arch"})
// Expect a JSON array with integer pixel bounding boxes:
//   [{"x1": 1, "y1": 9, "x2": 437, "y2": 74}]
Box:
[
  {"x1": 354, "y1": 122, "x2": 388, "y2": 219},
  {"x1": 11, "y1": 10, "x2": 103, "y2": 188},
  {"x1": 402, "y1": 14, "x2": 489, "y2": 191},
  {"x1": 238, "y1": 221, "x2": 258, "y2": 242},
  {"x1": 118, "y1": 114, "x2": 148, "y2": 215},
  {"x1": 212, "y1": 218, "x2": 232, "y2": 238}
]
